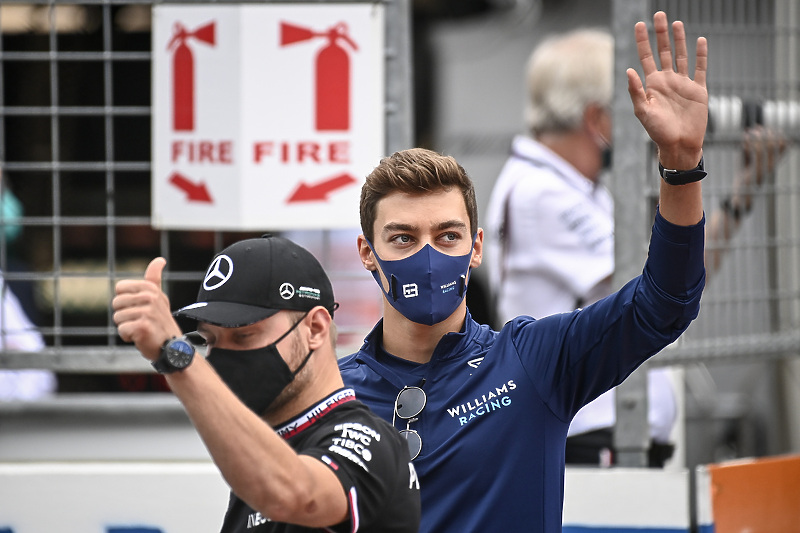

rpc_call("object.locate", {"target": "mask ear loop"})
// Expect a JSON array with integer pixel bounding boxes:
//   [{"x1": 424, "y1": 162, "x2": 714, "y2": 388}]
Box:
[
  {"x1": 290, "y1": 346, "x2": 315, "y2": 379},
  {"x1": 273, "y1": 310, "x2": 309, "y2": 345},
  {"x1": 365, "y1": 238, "x2": 399, "y2": 301},
  {"x1": 457, "y1": 233, "x2": 477, "y2": 298},
  {"x1": 281, "y1": 310, "x2": 313, "y2": 378}
]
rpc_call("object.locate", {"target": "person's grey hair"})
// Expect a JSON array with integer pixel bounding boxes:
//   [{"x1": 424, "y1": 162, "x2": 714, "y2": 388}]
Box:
[{"x1": 524, "y1": 28, "x2": 614, "y2": 135}]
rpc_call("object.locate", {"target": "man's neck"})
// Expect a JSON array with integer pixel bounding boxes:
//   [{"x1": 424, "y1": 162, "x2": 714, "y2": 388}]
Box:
[
  {"x1": 380, "y1": 302, "x2": 467, "y2": 364},
  {"x1": 536, "y1": 130, "x2": 600, "y2": 183}
]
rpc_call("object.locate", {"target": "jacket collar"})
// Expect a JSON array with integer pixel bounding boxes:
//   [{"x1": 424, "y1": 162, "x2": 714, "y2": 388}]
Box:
[
  {"x1": 511, "y1": 135, "x2": 602, "y2": 197},
  {"x1": 357, "y1": 309, "x2": 484, "y2": 368}
]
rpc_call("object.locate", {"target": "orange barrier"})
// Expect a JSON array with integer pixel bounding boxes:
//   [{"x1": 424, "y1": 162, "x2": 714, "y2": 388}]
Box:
[{"x1": 705, "y1": 453, "x2": 800, "y2": 532}]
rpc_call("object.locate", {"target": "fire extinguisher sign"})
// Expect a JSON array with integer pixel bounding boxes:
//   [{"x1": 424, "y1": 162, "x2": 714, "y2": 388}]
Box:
[{"x1": 152, "y1": 4, "x2": 385, "y2": 230}]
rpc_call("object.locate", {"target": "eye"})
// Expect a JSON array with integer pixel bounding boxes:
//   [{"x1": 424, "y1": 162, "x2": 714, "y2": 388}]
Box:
[
  {"x1": 233, "y1": 331, "x2": 253, "y2": 344},
  {"x1": 438, "y1": 231, "x2": 463, "y2": 245},
  {"x1": 390, "y1": 234, "x2": 413, "y2": 245}
]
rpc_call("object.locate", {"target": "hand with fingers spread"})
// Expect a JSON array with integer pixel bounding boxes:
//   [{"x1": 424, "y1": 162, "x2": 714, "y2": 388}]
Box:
[
  {"x1": 627, "y1": 10, "x2": 708, "y2": 171},
  {"x1": 626, "y1": 11, "x2": 707, "y2": 226},
  {"x1": 112, "y1": 257, "x2": 182, "y2": 361}
]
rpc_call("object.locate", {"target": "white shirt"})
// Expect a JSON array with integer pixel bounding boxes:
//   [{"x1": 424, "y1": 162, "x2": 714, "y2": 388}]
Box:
[
  {"x1": 0, "y1": 276, "x2": 55, "y2": 401},
  {"x1": 484, "y1": 135, "x2": 675, "y2": 441}
]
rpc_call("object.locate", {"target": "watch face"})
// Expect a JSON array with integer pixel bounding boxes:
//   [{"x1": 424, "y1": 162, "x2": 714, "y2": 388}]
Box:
[{"x1": 166, "y1": 339, "x2": 195, "y2": 369}]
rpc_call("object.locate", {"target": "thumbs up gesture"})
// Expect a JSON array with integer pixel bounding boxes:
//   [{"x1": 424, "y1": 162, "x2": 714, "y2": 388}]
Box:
[{"x1": 113, "y1": 257, "x2": 183, "y2": 361}]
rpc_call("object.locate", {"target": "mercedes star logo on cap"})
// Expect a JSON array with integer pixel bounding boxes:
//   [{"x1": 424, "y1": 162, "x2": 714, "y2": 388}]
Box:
[
  {"x1": 203, "y1": 255, "x2": 234, "y2": 291},
  {"x1": 279, "y1": 283, "x2": 295, "y2": 300}
]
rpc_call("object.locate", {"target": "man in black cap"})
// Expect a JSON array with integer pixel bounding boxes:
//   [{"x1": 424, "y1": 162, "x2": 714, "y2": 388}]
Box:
[{"x1": 113, "y1": 235, "x2": 420, "y2": 533}]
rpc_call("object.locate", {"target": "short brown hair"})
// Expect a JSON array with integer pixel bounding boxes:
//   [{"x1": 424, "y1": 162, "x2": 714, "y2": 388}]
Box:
[{"x1": 359, "y1": 148, "x2": 478, "y2": 242}]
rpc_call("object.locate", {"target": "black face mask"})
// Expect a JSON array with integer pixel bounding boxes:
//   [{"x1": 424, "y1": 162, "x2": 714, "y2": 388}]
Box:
[
  {"x1": 601, "y1": 145, "x2": 613, "y2": 170},
  {"x1": 205, "y1": 315, "x2": 313, "y2": 416},
  {"x1": 596, "y1": 132, "x2": 613, "y2": 171}
]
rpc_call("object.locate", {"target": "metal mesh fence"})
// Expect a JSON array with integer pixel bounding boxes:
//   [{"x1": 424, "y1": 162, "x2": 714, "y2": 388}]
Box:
[
  {"x1": 646, "y1": 0, "x2": 800, "y2": 365},
  {"x1": 612, "y1": 0, "x2": 800, "y2": 464},
  {"x1": 1, "y1": 0, "x2": 799, "y2": 398},
  {"x1": 0, "y1": 1, "x2": 411, "y2": 393}
]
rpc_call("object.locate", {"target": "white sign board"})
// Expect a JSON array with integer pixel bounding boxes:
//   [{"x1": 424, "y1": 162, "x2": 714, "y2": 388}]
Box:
[{"x1": 152, "y1": 4, "x2": 385, "y2": 230}]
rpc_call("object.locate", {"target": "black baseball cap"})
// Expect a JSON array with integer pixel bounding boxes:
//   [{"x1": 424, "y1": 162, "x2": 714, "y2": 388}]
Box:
[{"x1": 174, "y1": 235, "x2": 337, "y2": 327}]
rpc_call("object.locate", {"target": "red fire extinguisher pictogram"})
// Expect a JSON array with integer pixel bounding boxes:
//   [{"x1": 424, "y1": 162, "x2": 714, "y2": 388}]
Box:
[
  {"x1": 168, "y1": 21, "x2": 216, "y2": 132},
  {"x1": 280, "y1": 21, "x2": 358, "y2": 132}
]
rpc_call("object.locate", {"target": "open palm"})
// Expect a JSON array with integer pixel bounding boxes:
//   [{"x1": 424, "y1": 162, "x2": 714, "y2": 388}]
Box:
[{"x1": 627, "y1": 11, "x2": 708, "y2": 169}]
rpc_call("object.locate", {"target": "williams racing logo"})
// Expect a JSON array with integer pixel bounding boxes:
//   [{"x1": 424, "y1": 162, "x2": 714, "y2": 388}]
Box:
[{"x1": 446, "y1": 379, "x2": 517, "y2": 426}]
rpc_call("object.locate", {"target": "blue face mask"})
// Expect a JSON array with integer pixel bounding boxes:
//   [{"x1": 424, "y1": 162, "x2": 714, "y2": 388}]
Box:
[{"x1": 368, "y1": 239, "x2": 474, "y2": 325}]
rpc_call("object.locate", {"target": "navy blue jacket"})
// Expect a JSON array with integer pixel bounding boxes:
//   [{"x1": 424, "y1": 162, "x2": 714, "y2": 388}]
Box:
[{"x1": 339, "y1": 211, "x2": 705, "y2": 532}]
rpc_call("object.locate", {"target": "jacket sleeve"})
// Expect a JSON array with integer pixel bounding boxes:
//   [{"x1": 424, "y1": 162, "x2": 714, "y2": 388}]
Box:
[{"x1": 511, "y1": 208, "x2": 706, "y2": 421}]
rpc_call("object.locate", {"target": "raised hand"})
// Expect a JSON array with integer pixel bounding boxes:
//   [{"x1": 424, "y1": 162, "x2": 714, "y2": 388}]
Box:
[
  {"x1": 627, "y1": 11, "x2": 708, "y2": 171},
  {"x1": 113, "y1": 257, "x2": 182, "y2": 360},
  {"x1": 742, "y1": 126, "x2": 787, "y2": 186}
]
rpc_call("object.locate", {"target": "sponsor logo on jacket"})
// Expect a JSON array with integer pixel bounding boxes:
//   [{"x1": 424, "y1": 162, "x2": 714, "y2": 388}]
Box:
[
  {"x1": 446, "y1": 380, "x2": 517, "y2": 426},
  {"x1": 329, "y1": 422, "x2": 380, "y2": 472}
]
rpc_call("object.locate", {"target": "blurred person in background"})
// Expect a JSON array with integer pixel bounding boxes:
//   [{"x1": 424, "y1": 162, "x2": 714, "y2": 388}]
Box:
[
  {"x1": 485, "y1": 28, "x2": 787, "y2": 467},
  {"x1": 705, "y1": 126, "x2": 786, "y2": 272},
  {"x1": 0, "y1": 277, "x2": 56, "y2": 400},
  {"x1": 0, "y1": 169, "x2": 56, "y2": 401}
]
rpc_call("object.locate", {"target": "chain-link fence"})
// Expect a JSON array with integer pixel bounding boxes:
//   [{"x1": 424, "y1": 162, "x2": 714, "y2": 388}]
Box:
[
  {"x1": 614, "y1": 0, "x2": 800, "y2": 465},
  {"x1": 0, "y1": 1, "x2": 412, "y2": 395},
  {"x1": 647, "y1": 0, "x2": 800, "y2": 366}
]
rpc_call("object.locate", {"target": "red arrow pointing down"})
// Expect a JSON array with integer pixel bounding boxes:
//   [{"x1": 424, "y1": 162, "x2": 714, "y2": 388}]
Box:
[
  {"x1": 169, "y1": 172, "x2": 213, "y2": 203},
  {"x1": 288, "y1": 173, "x2": 357, "y2": 203}
]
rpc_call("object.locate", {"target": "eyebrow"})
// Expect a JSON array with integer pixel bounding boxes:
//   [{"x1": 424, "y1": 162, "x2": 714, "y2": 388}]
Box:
[
  {"x1": 434, "y1": 220, "x2": 469, "y2": 232},
  {"x1": 381, "y1": 219, "x2": 468, "y2": 236},
  {"x1": 381, "y1": 222, "x2": 418, "y2": 237}
]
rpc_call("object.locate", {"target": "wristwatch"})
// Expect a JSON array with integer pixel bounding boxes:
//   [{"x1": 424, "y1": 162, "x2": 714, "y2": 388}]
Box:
[
  {"x1": 152, "y1": 336, "x2": 195, "y2": 374},
  {"x1": 658, "y1": 156, "x2": 706, "y2": 186}
]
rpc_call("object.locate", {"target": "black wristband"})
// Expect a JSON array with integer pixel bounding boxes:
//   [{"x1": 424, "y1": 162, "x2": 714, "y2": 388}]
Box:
[{"x1": 658, "y1": 156, "x2": 706, "y2": 185}]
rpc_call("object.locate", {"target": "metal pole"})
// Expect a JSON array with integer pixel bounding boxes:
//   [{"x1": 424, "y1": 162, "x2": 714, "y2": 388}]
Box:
[
  {"x1": 611, "y1": 0, "x2": 651, "y2": 468},
  {"x1": 384, "y1": 0, "x2": 414, "y2": 154}
]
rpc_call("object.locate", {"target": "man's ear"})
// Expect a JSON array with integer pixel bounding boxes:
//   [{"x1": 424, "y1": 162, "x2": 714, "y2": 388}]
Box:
[
  {"x1": 470, "y1": 228, "x2": 484, "y2": 268},
  {"x1": 306, "y1": 306, "x2": 332, "y2": 350},
  {"x1": 583, "y1": 103, "x2": 609, "y2": 138},
  {"x1": 357, "y1": 235, "x2": 377, "y2": 271}
]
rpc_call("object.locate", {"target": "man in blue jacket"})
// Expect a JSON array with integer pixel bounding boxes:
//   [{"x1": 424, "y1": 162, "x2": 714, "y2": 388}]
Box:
[{"x1": 339, "y1": 11, "x2": 708, "y2": 532}]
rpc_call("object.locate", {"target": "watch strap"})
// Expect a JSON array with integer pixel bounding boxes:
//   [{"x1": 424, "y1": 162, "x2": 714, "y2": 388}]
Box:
[
  {"x1": 151, "y1": 355, "x2": 173, "y2": 374},
  {"x1": 658, "y1": 156, "x2": 706, "y2": 185}
]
